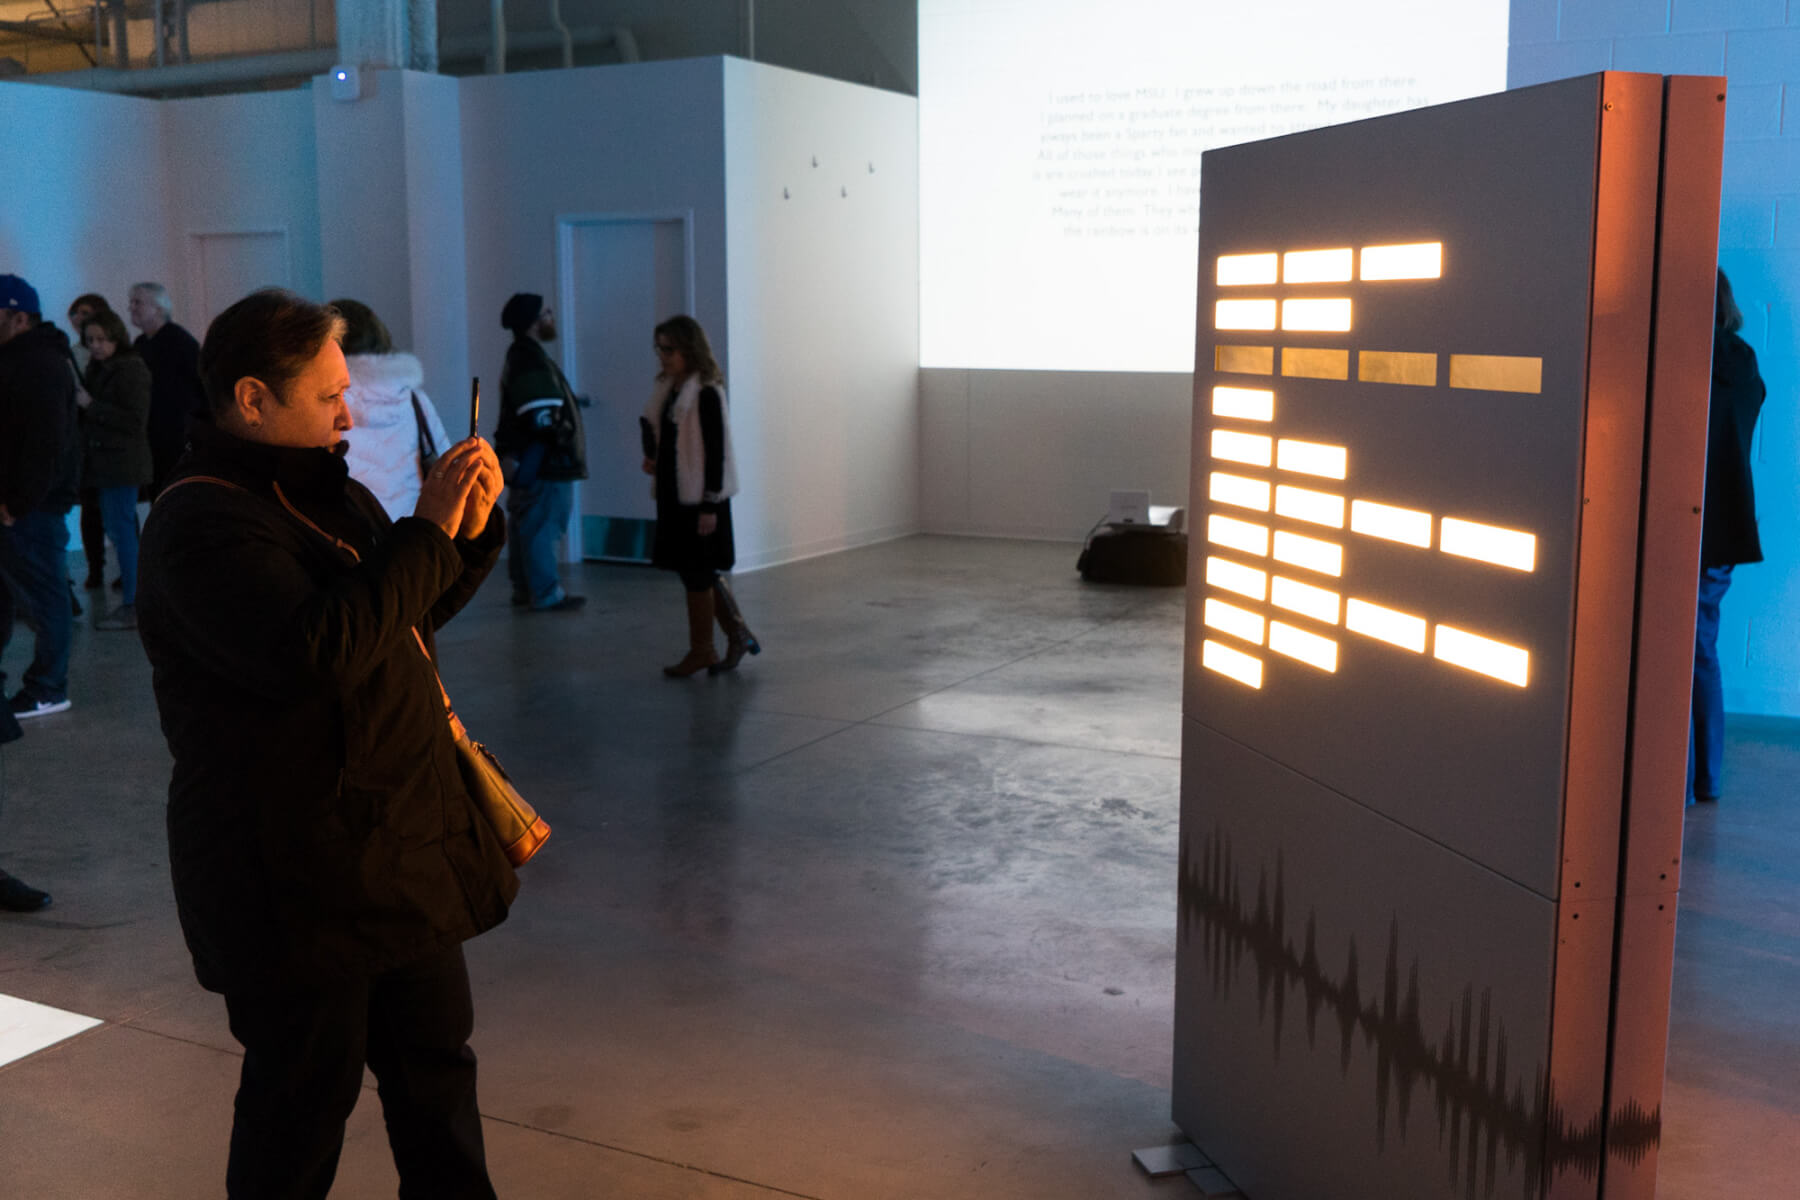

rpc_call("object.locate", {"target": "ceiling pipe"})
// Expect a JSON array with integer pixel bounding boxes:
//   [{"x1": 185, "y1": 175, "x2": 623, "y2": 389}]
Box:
[
  {"x1": 439, "y1": 25, "x2": 639, "y2": 67},
  {"x1": 24, "y1": 45, "x2": 336, "y2": 92},
  {"x1": 489, "y1": 0, "x2": 504, "y2": 73},
  {"x1": 546, "y1": 0, "x2": 572, "y2": 69}
]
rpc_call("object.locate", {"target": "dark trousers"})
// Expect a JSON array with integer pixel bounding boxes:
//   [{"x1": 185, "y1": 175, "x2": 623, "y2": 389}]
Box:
[
  {"x1": 0, "y1": 509, "x2": 74, "y2": 703},
  {"x1": 1688, "y1": 564, "x2": 1733, "y2": 802},
  {"x1": 222, "y1": 944, "x2": 497, "y2": 1200}
]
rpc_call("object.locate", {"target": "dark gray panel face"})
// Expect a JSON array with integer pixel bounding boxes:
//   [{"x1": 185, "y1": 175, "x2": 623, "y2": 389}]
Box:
[
  {"x1": 1182, "y1": 77, "x2": 1606, "y2": 900},
  {"x1": 1175, "y1": 718, "x2": 1564, "y2": 1200}
]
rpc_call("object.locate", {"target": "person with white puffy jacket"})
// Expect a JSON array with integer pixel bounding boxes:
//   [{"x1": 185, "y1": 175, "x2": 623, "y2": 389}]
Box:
[{"x1": 329, "y1": 298, "x2": 453, "y2": 522}]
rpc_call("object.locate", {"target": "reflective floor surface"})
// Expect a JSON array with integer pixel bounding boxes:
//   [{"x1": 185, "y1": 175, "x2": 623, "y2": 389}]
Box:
[{"x1": 0, "y1": 535, "x2": 1793, "y2": 1198}]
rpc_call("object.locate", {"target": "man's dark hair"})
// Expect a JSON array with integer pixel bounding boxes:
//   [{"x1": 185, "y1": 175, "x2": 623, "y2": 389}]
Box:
[
  {"x1": 329, "y1": 297, "x2": 394, "y2": 356},
  {"x1": 200, "y1": 289, "x2": 345, "y2": 415},
  {"x1": 1716, "y1": 269, "x2": 1743, "y2": 335}
]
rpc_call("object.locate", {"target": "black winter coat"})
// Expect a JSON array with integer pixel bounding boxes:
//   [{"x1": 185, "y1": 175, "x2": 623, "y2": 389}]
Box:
[
  {"x1": 0, "y1": 320, "x2": 81, "y2": 516},
  {"x1": 1701, "y1": 331, "x2": 1766, "y2": 568},
  {"x1": 138, "y1": 419, "x2": 518, "y2": 994}
]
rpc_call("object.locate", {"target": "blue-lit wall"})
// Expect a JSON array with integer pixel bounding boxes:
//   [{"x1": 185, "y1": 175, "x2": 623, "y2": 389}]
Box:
[{"x1": 1511, "y1": 0, "x2": 1800, "y2": 715}]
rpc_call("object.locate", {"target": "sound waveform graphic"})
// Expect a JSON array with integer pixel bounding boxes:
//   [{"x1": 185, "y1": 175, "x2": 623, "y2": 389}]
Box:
[{"x1": 1177, "y1": 830, "x2": 1661, "y2": 1199}]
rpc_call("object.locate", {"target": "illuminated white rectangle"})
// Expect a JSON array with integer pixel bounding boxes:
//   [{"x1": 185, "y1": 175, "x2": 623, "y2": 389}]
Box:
[
  {"x1": 1345, "y1": 598, "x2": 1428, "y2": 652},
  {"x1": 1271, "y1": 531, "x2": 1343, "y2": 577},
  {"x1": 1360, "y1": 242, "x2": 1443, "y2": 280},
  {"x1": 1282, "y1": 248, "x2": 1353, "y2": 283},
  {"x1": 1281, "y1": 298, "x2": 1352, "y2": 332},
  {"x1": 1270, "y1": 576, "x2": 1341, "y2": 625},
  {"x1": 1209, "y1": 472, "x2": 1271, "y2": 513},
  {"x1": 1203, "y1": 639, "x2": 1264, "y2": 689},
  {"x1": 1268, "y1": 621, "x2": 1339, "y2": 672},
  {"x1": 1206, "y1": 555, "x2": 1268, "y2": 601},
  {"x1": 1204, "y1": 598, "x2": 1266, "y2": 646},
  {"x1": 1216, "y1": 299, "x2": 1278, "y2": 330},
  {"x1": 1350, "y1": 500, "x2": 1433, "y2": 548},
  {"x1": 0, "y1": 994, "x2": 102, "y2": 1069},
  {"x1": 1274, "y1": 485, "x2": 1345, "y2": 529},
  {"x1": 1217, "y1": 253, "x2": 1278, "y2": 286},
  {"x1": 1211, "y1": 386, "x2": 1275, "y2": 422},
  {"x1": 1434, "y1": 624, "x2": 1530, "y2": 687},
  {"x1": 1440, "y1": 517, "x2": 1537, "y2": 571},
  {"x1": 1207, "y1": 514, "x2": 1270, "y2": 557},
  {"x1": 1276, "y1": 439, "x2": 1348, "y2": 480},
  {"x1": 1211, "y1": 429, "x2": 1274, "y2": 468}
]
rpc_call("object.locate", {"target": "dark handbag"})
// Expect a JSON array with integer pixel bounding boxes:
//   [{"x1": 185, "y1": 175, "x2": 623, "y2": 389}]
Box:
[
  {"x1": 410, "y1": 390, "x2": 439, "y2": 481},
  {"x1": 413, "y1": 630, "x2": 549, "y2": 866}
]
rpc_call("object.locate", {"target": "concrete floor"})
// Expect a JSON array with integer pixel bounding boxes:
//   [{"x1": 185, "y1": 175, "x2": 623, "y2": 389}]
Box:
[{"x1": 0, "y1": 535, "x2": 1793, "y2": 1198}]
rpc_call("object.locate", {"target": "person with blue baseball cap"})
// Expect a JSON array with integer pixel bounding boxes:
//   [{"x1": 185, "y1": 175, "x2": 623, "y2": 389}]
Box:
[{"x1": 0, "y1": 272, "x2": 79, "y2": 913}]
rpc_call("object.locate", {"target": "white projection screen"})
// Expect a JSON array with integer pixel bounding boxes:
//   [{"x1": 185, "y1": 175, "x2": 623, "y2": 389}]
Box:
[{"x1": 918, "y1": 0, "x2": 1510, "y2": 372}]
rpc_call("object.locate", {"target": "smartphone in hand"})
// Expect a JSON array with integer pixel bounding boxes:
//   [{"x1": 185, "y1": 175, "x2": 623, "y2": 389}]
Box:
[{"x1": 469, "y1": 377, "x2": 481, "y2": 439}]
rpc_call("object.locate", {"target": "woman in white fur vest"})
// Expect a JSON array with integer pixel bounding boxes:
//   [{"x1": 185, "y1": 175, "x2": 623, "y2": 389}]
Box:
[
  {"x1": 640, "y1": 315, "x2": 760, "y2": 677},
  {"x1": 330, "y1": 299, "x2": 454, "y2": 522}
]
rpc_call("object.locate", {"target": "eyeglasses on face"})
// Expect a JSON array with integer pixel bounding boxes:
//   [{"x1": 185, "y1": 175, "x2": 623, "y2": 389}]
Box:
[{"x1": 654, "y1": 342, "x2": 678, "y2": 355}]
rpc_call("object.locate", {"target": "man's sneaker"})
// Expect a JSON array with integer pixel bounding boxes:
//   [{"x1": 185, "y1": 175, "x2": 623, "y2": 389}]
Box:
[
  {"x1": 95, "y1": 604, "x2": 137, "y2": 631},
  {"x1": 9, "y1": 693, "x2": 71, "y2": 719}
]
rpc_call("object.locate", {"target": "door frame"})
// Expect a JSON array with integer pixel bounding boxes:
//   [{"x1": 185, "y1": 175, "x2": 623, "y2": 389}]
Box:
[{"x1": 553, "y1": 210, "x2": 696, "y2": 561}]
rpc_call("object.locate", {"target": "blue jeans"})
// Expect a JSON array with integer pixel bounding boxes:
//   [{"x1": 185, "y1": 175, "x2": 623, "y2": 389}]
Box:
[
  {"x1": 1688, "y1": 564, "x2": 1733, "y2": 802},
  {"x1": 97, "y1": 485, "x2": 140, "y2": 606},
  {"x1": 505, "y1": 480, "x2": 574, "y2": 608},
  {"x1": 0, "y1": 509, "x2": 74, "y2": 703}
]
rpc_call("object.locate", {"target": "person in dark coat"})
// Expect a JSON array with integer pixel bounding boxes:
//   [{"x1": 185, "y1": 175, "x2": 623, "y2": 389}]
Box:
[
  {"x1": 78, "y1": 309, "x2": 153, "y2": 631},
  {"x1": 1690, "y1": 269, "x2": 1767, "y2": 804},
  {"x1": 640, "y1": 315, "x2": 759, "y2": 677},
  {"x1": 68, "y1": 292, "x2": 117, "y2": 592},
  {"x1": 494, "y1": 292, "x2": 586, "y2": 611},
  {"x1": 129, "y1": 281, "x2": 206, "y2": 495},
  {"x1": 137, "y1": 288, "x2": 515, "y2": 1199}
]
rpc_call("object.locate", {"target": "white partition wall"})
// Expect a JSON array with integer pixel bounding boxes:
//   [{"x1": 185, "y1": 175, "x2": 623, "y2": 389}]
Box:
[{"x1": 1174, "y1": 74, "x2": 1723, "y2": 1200}]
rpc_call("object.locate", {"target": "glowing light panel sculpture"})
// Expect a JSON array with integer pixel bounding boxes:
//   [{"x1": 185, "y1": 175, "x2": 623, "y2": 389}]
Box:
[{"x1": 1175, "y1": 74, "x2": 1725, "y2": 1200}]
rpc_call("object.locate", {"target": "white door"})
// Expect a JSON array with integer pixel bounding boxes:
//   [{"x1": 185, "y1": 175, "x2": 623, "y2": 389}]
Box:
[
  {"x1": 189, "y1": 231, "x2": 290, "y2": 331},
  {"x1": 559, "y1": 216, "x2": 692, "y2": 561}
]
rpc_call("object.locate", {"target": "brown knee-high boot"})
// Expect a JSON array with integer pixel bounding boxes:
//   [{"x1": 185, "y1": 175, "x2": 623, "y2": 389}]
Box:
[
  {"x1": 663, "y1": 589, "x2": 720, "y2": 677},
  {"x1": 708, "y1": 576, "x2": 761, "y2": 675}
]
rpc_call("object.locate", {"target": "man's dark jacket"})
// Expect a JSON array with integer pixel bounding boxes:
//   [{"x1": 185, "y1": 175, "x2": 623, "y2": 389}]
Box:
[
  {"x1": 135, "y1": 321, "x2": 205, "y2": 491},
  {"x1": 0, "y1": 321, "x2": 81, "y2": 517},
  {"x1": 1701, "y1": 330, "x2": 1766, "y2": 569},
  {"x1": 137, "y1": 419, "x2": 517, "y2": 994},
  {"x1": 495, "y1": 336, "x2": 587, "y2": 482}
]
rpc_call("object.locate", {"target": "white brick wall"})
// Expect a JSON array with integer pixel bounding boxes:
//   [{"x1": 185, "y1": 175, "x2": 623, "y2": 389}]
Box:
[{"x1": 1511, "y1": 1, "x2": 1800, "y2": 716}]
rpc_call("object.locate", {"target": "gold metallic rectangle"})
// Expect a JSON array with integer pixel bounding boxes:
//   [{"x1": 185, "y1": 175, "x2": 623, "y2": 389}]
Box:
[
  {"x1": 1214, "y1": 345, "x2": 1275, "y2": 375},
  {"x1": 1357, "y1": 351, "x2": 1438, "y2": 387},
  {"x1": 1268, "y1": 621, "x2": 1339, "y2": 672},
  {"x1": 1280, "y1": 348, "x2": 1350, "y2": 380},
  {"x1": 1202, "y1": 639, "x2": 1264, "y2": 688},
  {"x1": 1448, "y1": 354, "x2": 1543, "y2": 393}
]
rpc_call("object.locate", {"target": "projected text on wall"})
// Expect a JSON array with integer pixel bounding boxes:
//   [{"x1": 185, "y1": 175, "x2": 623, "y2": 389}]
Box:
[{"x1": 1198, "y1": 242, "x2": 1541, "y2": 690}]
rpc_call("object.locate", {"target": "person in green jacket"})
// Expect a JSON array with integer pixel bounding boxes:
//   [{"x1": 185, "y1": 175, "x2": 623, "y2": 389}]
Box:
[{"x1": 78, "y1": 309, "x2": 153, "y2": 630}]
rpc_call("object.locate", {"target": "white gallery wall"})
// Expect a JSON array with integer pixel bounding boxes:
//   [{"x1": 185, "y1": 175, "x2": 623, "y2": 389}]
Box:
[
  {"x1": 723, "y1": 59, "x2": 920, "y2": 567},
  {"x1": 0, "y1": 85, "x2": 174, "y2": 331},
  {"x1": 1510, "y1": 0, "x2": 1800, "y2": 716}
]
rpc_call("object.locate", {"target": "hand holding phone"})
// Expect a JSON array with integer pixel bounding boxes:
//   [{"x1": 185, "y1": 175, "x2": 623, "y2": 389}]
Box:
[{"x1": 469, "y1": 377, "x2": 482, "y2": 439}]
